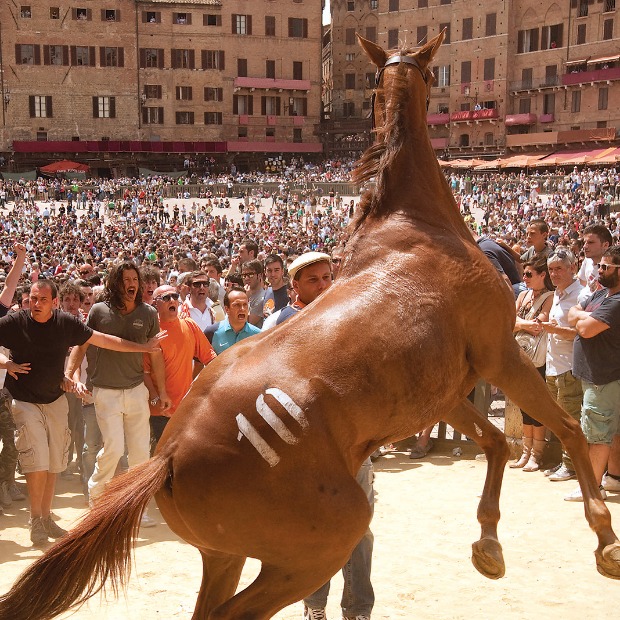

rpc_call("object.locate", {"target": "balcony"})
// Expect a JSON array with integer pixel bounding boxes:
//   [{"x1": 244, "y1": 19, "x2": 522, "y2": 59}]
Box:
[
  {"x1": 426, "y1": 113, "x2": 450, "y2": 126},
  {"x1": 505, "y1": 113, "x2": 537, "y2": 127},
  {"x1": 233, "y1": 77, "x2": 312, "y2": 91},
  {"x1": 539, "y1": 113, "x2": 554, "y2": 123},
  {"x1": 510, "y1": 76, "x2": 560, "y2": 92},
  {"x1": 450, "y1": 108, "x2": 499, "y2": 122},
  {"x1": 562, "y1": 66, "x2": 620, "y2": 86}
]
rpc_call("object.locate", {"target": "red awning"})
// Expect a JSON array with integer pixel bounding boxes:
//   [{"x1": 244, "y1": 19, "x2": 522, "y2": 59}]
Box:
[{"x1": 39, "y1": 159, "x2": 90, "y2": 173}]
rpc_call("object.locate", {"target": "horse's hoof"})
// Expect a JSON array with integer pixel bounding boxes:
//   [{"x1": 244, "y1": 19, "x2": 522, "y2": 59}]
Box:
[
  {"x1": 595, "y1": 542, "x2": 620, "y2": 580},
  {"x1": 471, "y1": 538, "x2": 505, "y2": 580}
]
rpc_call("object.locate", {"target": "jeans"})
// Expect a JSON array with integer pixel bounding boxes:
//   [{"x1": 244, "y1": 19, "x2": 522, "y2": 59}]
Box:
[
  {"x1": 546, "y1": 371, "x2": 583, "y2": 470},
  {"x1": 304, "y1": 458, "x2": 375, "y2": 617}
]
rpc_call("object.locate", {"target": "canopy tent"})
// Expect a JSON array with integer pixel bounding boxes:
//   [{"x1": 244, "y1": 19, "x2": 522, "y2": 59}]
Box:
[
  {"x1": 474, "y1": 159, "x2": 502, "y2": 170},
  {"x1": 0, "y1": 170, "x2": 38, "y2": 181},
  {"x1": 498, "y1": 154, "x2": 548, "y2": 168},
  {"x1": 39, "y1": 160, "x2": 90, "y2": 173}
]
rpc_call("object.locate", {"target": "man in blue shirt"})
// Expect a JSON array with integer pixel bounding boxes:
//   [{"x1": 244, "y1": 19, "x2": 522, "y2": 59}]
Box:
[{"x1": 204, "y1": 287, "x2": 260, "y2": 354}]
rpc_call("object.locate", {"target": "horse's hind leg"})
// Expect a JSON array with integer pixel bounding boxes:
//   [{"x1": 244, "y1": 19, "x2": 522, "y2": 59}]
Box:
[
  {"x1": 445, "y1": 398, "x2": 510, "y2": 579},
  {"x1": 489, "y1": 347, "x2": 620, "y2": 579},
  {"x1": 192, "y1": 550, "x2": 246, "y2": 620}
]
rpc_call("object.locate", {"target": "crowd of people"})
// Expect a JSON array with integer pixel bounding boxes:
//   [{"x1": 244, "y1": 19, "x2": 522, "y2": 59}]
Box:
[{"x1": 0, "y1": 159, "x2": 620, "y2": 619}]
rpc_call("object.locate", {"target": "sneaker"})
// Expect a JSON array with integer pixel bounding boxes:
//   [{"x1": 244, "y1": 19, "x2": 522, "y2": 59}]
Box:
[
  {"x1": 543, "y1": 463, "x2": 562, "y2": 477},
  {"x1": 548, "y1": 464, "x2": 577, "y2": 482},
  {"x1": 602, "y1": 473, "x2": 620, "y2": 493},
  {"x1": 0, "y1": 481, "x2": 12, "y2": 508},
  {"x1": 43, "y1": 515, "x2": 67, "y2": 538},
  {"x1": 8, "y1": 482, "x2": 26, "y2": 501},
  {"x1": 564, "y1": 486, "x2": 607, "y2": 502},
  {"x1": 140, "y1": 513, "x2": 157, "y2": 528},
  {"x1": 29, "y1": 517, "x2": 49, "y2": 546},
  {"x1": 303, "y1": 606, "x2": 327, "y2": 620}
]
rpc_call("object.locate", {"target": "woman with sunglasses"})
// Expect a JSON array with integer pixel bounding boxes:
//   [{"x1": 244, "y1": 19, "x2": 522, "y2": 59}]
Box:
[{"x1": 511, "y1": 256, "x2": 554, "y2": 472}]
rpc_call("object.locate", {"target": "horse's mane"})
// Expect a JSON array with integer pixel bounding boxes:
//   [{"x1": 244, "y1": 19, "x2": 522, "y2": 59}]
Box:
[{"x1": 351, "y1": 48, "x2": 421, "y2": 231}]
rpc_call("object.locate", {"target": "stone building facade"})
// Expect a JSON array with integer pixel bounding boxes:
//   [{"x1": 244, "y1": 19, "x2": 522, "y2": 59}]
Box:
[{"x1": 0, "y1": 0, "x2": 324, "y2": 171}]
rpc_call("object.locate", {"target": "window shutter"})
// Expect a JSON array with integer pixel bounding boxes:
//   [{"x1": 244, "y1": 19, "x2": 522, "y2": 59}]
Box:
[
  {"x1": 140, "y1": 48, "x2": 146, "y2": 68},
  {"x1": 232, "y1": 14, "x2": 236, "y2": 33},
  {"x1": 118, "y1": 47, "x2": 124, "y2": 67},
  {"x1": 158, "y1": 49, "x2": 164, "y2": 69},
  {"x1": 142, "y1": 11, "x2": 147, "y2": 23},
  {"x1": 142, "y1": 108, "x2": 148, "y2": 124},
  {"x1": 70, "y1": 46, "x2": 77, "y2": 66},
  {"x1": 541, "y1": 26, "x2": 549, "y2": 50},
  {"x1": 116, "y1": 10, "x2": 121, "y2": 21},
  {"x1": 47, "y1": 96, "x2": 53, "y2": 118},
  {"x1": 156, "y1": 13, "x2": 161, "y2": 24},
  {"x1": 72, "y1": 8, "x2": 77, "y2": 20},
  {"x1": 101, "y1": 9, "x2": 106, "y2": 21},
  {"x1": 248, "y1": 95, "x2": 253, "y2": 115},
  {"x1": 63, "y1": 46, "x2": 69, "y2": 66},
  {"x1": 186, "y1": 13, "x2": 192, "y2": 25},
  {"x1": 43, "y1": 45, "x2": 50, "y2": 65},
  {"x1": 303, "y1": 19, "x2": 308, "y2": 38},
  {"x1": 34, "y1": 45, "x2": 41, "y2": 65},
  {"x1": 201, "y1": 50, "x2": 207, "y2": 69},
  {"x1": 531, "y1": 29, "x2": 539, "y2": 51},
  {"x1": 302, "y1": 99, "x2": 307, "y2": 116},
  {"x1": 110, "y1": 97, "x2": 116, "y2": 118},
  {"x1": 100, "y1": 47, "x2": 105, "y2": 66},
  {"x1": 219, "y1": 51, "x2": 225, "y2": 70},
  {"x1": 261, "y1": 96, "x2": 266, "y2": 115},
  {"x1": 189, "y1": 50, "x2": 195, "y2": 69},
  {"x1": 89, "y1": 47, "x2": 95, "y2": 66},
  {"x1": 29, "y1": 95, "x2": 35, "y2": 118},
  {"x1": 171, "y1": 49, "x2": 178, "y2": 69},
  {"x1": 93, "y1": 96, "x2": 99, "y2": 118},
  {"x1": 247, "y1": 15, "x2": 252, "y2": 35},
  {"x1": 189, "y1": 112, "x2": 194, "y2": 124},
  {"x1": 15, "y1": 44, "x2": 20, "y2": 63},
  {"x1": 87, "y1": 9, "x2": 92, "y2": 21},
  {"x1": 233, "y1": 95, "x2": 238, "y2": 115},
  {"x1": 159, "y1": 107, "x2": 164, "y2": 123},
  {"x1": 276, "y1": 97, "x2": 281, "y2": 116}
]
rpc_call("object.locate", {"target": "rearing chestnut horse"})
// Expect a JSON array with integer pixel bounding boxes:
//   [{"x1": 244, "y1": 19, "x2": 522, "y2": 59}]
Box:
[{"x1": 1, "y1": 32, "x2": 619, "y2": 620}]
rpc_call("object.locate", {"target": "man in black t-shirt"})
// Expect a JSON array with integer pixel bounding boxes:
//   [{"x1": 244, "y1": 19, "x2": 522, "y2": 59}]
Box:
[{"x1": 0, "y1": 279, "x2": 164, "y2": 545}]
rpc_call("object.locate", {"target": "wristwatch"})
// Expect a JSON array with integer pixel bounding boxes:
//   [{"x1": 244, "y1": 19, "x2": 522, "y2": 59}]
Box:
[{"x1": 150, "y1": 396, "x2": 160, "y2": 406}]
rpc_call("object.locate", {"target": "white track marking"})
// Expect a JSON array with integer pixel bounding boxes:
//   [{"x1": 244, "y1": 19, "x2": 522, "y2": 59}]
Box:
[
  {"x1": 256, "y1": 394, "x2": 299, "y2": 445},
  {"x1": 265, "y1": 388, "x2": 309, "y2": 430},
  {"x1": 236, "y1": 414, "x2": 280, "y2": 467}
]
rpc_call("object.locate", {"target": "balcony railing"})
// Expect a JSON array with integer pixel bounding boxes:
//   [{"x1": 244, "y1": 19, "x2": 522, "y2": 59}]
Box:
[
  {"x1": 539, "y1": 113, "x2": 554, "y2": 123},
  {"x1": 562, "y1": 66, "x2": 620, "y2": 86},
  {"x1": 426, "y1": 113, "x2": 450, "y2": 125},
  {"x1": 505, "y1": 113, "x2": 537, "y2": 126},
  {"x1": 450, "y1": 108, "x2": 499, "y2": 122},
  {"x1": 510, "y1": 75, "x2": 560, "y2": 92}
]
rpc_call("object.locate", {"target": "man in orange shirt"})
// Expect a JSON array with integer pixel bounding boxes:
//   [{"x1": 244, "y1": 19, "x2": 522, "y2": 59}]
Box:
[{"x1": 144, "y1": 285, "x2": 217, "y2": 448}]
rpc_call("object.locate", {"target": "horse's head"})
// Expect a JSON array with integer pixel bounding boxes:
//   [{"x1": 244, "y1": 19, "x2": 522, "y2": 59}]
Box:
[{"x1": 357, "y1": 30, "x2": 445, "y2": 130}]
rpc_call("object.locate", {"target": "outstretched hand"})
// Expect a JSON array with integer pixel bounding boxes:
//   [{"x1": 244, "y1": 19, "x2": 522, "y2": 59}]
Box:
[
  {"x1": 144, "y1": 330, "x2": 168, "y2": 351},
  {"x1": 6, "y1": 361, "x2": 30, "y2": 380}
]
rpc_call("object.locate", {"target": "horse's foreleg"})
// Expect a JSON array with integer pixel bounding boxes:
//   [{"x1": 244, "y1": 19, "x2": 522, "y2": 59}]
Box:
[
  {"x1": 445, "y1": 398, "x2": 510, "y2": 579},
  {"x1": 489, "y1": 348, "x2": 620, "y2": 579},
  {"x1": 191, "y1": 550, "x2": 246, "y2": 620}
]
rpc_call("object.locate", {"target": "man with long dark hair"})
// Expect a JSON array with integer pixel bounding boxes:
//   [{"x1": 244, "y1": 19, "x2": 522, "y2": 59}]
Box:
[{"x1": 66, "y1": 261, "x2": 170, "y2": 527}]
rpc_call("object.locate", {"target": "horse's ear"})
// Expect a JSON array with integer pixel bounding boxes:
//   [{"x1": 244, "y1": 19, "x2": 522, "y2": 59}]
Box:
[
  {"x1": 415, "y1": 29, "x2": 445, "y2": 69},
  {"x1": 357, "y1": 34, "x2": 387, "y2": 69}
]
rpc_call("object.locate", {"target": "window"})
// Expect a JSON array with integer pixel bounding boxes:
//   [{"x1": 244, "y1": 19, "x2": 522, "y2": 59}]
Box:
[
  {"x1": 571, "y1": 90, "x2": 581, "y2": 113},
  {"x1": 418, "y1": 0, "x2": 428, "y2": 6},
  {"x1": 438, "y1": 104, "x2": 449, "y2": 114},
  {"x1": 483, "y1": 58, "x2": 495, "y2": 81},
  {"x1": 261, "y1": 96, "x2": 281, "y2": 115},
  {"x1": 521, "y1": 68, "x2": 533, "y2": 88},
  {"x1": 71, "y1": 46, "x2": 94, "y2": 67},
  {"x1": 233, "y1": 14, "x2": 252, "y2": 35},
  {"x1": 293, "y1": 128, "x2": 303, "y2": 143},
  {"x1": 173, "y1": 12, "x2": 191, "y2": 25},
  {"x1": 517, "y1": 28, "x2": 539, "y2": 53},
  {"x1": 16, "y1": 44, "x2": 39, "y2": 65},
  {"x1": 597, "y1": 120, "x2": 608, "y2": 128},
  {"x1": 73, "y1": 8, "x2": 91, "y2": 21},
  {"x1": 37, "y1": 132, "x2": 48, "y2": 141},
  {"x1": 345, "y1": 73, "x2": 356, "y2": 89},
  {"x1": 202, "y1": 50, "x2": 225, "y2": 70},
  {"x1": 143, "y1": 107, "x2": 164, "y2": 124},
  {"x1": 440, "y1": 24, "x2": 451, "y2": 44},
  {"x1": 543, "y1": 93, "x2": 555, "y2": 115},
  {"x1": 237, "y1": 58, "x2": 248, "y2": 77},
  {"x1": 371, "y1": 0, "x2": 378, "y2": 9},
  {"x1": 144, "y1": 85, "x2": 162, "y2": 99},
  {"x1": 366, "y1": 26, "x2": 377, "y2": 42},
  {"x1": 541, "y1": 24, "x2": 563, "y2": 49},
  {"x1": 576, "y1": 24, "x2": 586, "y2": 45},
  {"x1": 389, "y1": 0, "x2": 399, "y2": 10},
  {"x1": 388, "y1": 29, "x2": 399, "y2": 48},
  {"x1": 29, "y1": 95, "x2": 52, "y2": 118},
  {"x1": 266, "y1": 127, "x2": 276, "y2": 139},
  {"x1": 93, "y1": 96, "x2": 116, "y2": 118},
  {"x1": 290, "y1": 97, "x2": 307, "y2": 116},
  {"x1": 603, "y1": 19, "x2": 614, "y2": 40},
  {"x1": 265, "y1": 15, "x2": 276, "y2": 36},
  {"x1": 50, "y1": 7, "x2": 60, "y2": 19},
  {"x1": 233, "y1": 94, "x2": 253, "y2": 115},
  {"x1": 172, "y1": 49, "x2": 195, "y2": 69},
  {"x1": 348, "y1": 0, "x2": 356, "y2": 10},
  {"x1": 417, "y1": 26, "x2": 428, "y2": 44},
  {"x1": 346, "y1": 53, "x2": 356, "y2": 62},
  {"x1": 293, "y1": 61, "x2": 303, "y2": 80},
  {"x1": 103, "y1": 9, "x2": 119, "y2": 22},
  {"x1": 101, "y1": 47, "x2": 124, "y2": 68},
  {"x1": 205, "y1": 112, "x2": 223, "y2": 125},
  {"x1": 544, "y1": 65, "x2": 557, "y2": 86},
  {"x1": 343, "y1": 101, "x2": 355, "y2": 117},
  {"x1": 462, "y1": 18, "x2": 473, "y2": 41},
  {"x1": 141, "y1": 48, "x2": 164, "y2": 69},
  {"x1": 485, "y1": 13, "x2": 496, "y2": 37},
  {"x1": 288, "y1": 18, "x2": 308, "y2": 38},
  {"x1": 204, "y1": 87, "x2": 223, "y2": 101},
  {"x1": 176, "y1": 112, "x2": 195, "y2": 125},
  {"x1": 485, "y1": 132, "x2": 494, "y2": 146},
  {"x1": 20, "y1": 6, "x2": 32, "y2": 18},
  {"x1": 578, "y1": 1, "x2": 588, "y2": 18},
  {"x1": 346, "y1": 28, "x2": 356, "y2": 45},
  {"x1": 176, "y1": 86, "x2": 193, "y2": 100},
  {"x1": 518, "y1": 98, "x2": 531, "y2": 114},
  {"x1": 599, "y1": 87, "x2": 608, "y2": 110},
  {"x1": 459, "y1": 134, "x2": 469, "y2": 147},
  {"x1": 44, "y1": 45, "x2": 68, "y2": 66},
  {"x1": 461, "y1": 61, "x2": 472, "y2": 84},
  {"x1": 143, "y1": 11, "x2": 161, "y2": 24},
  {"x1": 604, "y1": 0, "x2": 616, "y2": 11},
  {"x1": 204, "y1": 14, "x2": 221, "y2": 26},
  {"x1": 266, "y1": 60, "x2": 276, "y2": 79},
  {"x1": 238, "y1": 127, "x2": 248, "y2": 138},
  {"x1": 434, "y1": 66, "x2": 450, "y2": 87}
]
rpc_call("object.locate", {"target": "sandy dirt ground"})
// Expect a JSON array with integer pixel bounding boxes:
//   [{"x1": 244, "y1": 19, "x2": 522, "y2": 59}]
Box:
[{"x1": 1, "y1": 446, "x2": 619, "y2": 619}]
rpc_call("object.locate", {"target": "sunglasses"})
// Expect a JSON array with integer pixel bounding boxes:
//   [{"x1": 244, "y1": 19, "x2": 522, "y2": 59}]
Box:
[
  {"x1": 549, "y1": 249, "x2": 574, "y2": 261},
  {"x1": 191, "y1": 281, "x2": 210, "y2": 288},
  {"x1": 523, "y1": 271, "x2": 536, "y2": 278},
  {"x1": 596, "y1": 263, "x2": 620, "y2": 272},
  {"x1": 241, "y1": 272, "x2": 257, "y2": 278},
  {"x1": 155, "y1": 292, "x2": 180, "y2": 302}
]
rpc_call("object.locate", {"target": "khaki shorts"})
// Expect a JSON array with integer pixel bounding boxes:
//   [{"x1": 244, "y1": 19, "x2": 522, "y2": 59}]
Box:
[{"x1": 12, "y1": 396, "x2": 70, "y2": 474}]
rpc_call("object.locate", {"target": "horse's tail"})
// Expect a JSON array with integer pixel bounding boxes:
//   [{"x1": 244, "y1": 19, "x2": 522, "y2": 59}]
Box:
[{"x1": 0, "y1": 452, "x2": 170, "y2": 620}]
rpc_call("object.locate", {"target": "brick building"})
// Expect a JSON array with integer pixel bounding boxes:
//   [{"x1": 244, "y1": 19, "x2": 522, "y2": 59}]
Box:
[
  {"x1": 322, "y1": 0, "x2": 619, "y2": 158},
  {"x1": 0, "y1": 0, "x2": 325, "y2": 173}
]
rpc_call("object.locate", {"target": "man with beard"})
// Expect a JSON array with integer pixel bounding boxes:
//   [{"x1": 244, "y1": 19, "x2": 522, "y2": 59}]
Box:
[
  {"x1": 566, "y1": 246, "x2": 620, "y2": 501},
  {"x1": 66, "y1": 261, "x2": 170, "y2": 527}
]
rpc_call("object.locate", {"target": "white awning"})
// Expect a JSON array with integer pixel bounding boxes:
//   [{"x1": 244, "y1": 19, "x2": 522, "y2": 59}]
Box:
[
  {"x1": 565, "y1": 58, "x2": 589, "y2": 66},
  {"x1": 587, "y1": 55, "x2": 620, "y2": 65}
]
